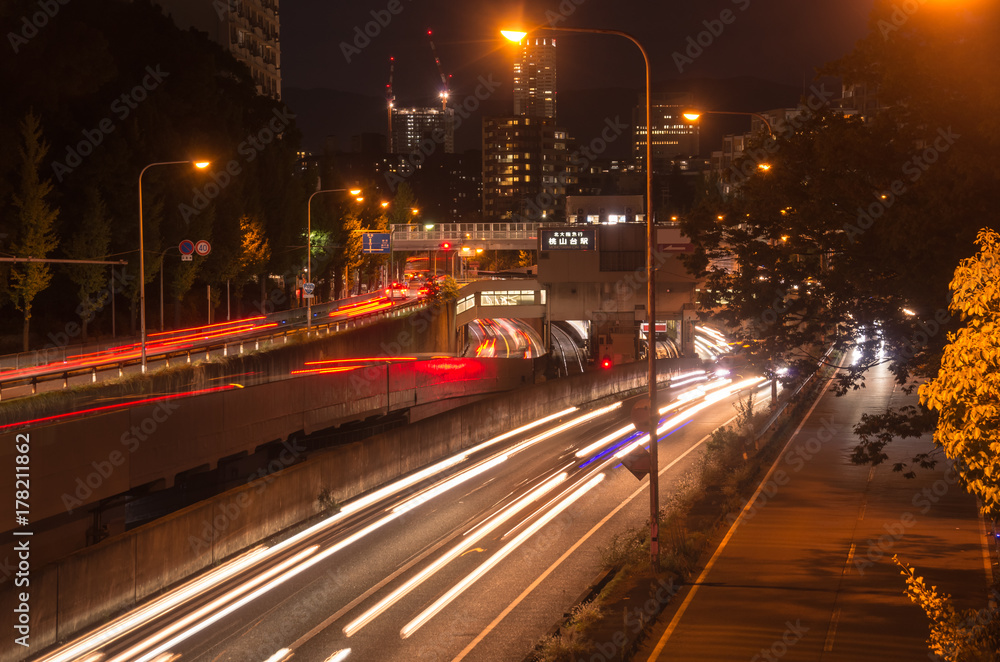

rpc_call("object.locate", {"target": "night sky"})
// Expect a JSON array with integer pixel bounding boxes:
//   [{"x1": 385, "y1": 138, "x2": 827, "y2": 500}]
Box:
[
  {"x1": 281, "y1": 0, "x2": 875, "y2": 158},
  {"x1": 281, "y1": 0, "x2": 878, "y2": 152}
]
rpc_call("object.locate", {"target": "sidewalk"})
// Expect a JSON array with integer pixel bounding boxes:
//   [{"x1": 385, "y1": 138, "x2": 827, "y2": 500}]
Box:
[{"x1": 639, "y1": 364, "x2": 991, "y2": 661}]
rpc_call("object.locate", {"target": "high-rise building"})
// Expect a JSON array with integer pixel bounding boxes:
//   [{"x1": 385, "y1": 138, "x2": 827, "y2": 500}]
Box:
[
  {"x1": 154, "y1": 0, "x2": 281, "y2": 100},
  {"x1": 390, "y1": 107, "x2": 455, "y2": 155},
  {"x1": 482, "y1": 116, "x2": 575, "y2": 222},
  {"x1": 513, "y1": 37, "x2": 557, "y2": 119},
  {"x1": 633, "y1": 92, "x2": 700, "y2": 171}
]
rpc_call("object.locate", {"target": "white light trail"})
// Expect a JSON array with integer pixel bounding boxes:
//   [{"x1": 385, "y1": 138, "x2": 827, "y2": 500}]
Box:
[
  {"x1": 343, "y1": 472, "x2": 568, "y2": 636},
  {"x1": 463, "y1": 407, "x2": 578, "y2": 456},
  {"x1": 400, "y1": 473, "x2": 606, "y2": 639},
  {"x1": 392, "y1": 455, "x2": 509, "y2": 514},
  {"x1": 262, "y1": 649, "x2": 292, "y2": 662},
  {"x1": 34, "y1": 548, "x2": 270, "y2": 662},
  {"x1": 323, "y1": 650, "x2": 351, "y2": 662},
  {"x1": 37, "y1": 405, "x2": 598, "y2": 662},
  {"x1": 115, "y1": 546, "x2": 319, "y2": 662}
]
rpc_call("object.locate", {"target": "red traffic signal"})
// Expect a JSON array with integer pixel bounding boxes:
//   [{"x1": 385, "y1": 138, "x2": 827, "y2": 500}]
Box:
[
  {"x1": 441, "y1": 242, "x2": 451, "y2": 250},
  {"x1": 601, "y1": 355, "x2": 613, "y2": 370}
]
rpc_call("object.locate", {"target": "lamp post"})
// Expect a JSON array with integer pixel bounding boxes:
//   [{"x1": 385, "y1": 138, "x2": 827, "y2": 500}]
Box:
[
  {"x1": 503, "y1": 27, "x2": 659, "y2": 569},
  {"x1": 307, "y1": 188, "x2": 361, "y2": 329},
  {"x1": 138, "y1": 160, "x2": 209, "y2": 373},
  {"x1": 682, "y1": 109, "x2": 776, "y2": 138}
]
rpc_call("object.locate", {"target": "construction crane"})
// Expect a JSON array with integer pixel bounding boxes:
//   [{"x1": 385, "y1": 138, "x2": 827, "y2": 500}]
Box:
[
  {"x1": 426, "y1": 29, "x2": 451, "y2": 111},
  {"x1": 386, "y1": 56, "x2": 395, "y2": 152}
]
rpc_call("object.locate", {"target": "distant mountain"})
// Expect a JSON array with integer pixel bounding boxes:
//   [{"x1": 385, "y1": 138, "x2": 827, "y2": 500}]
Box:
[{"x1": 284, "y1": 75, "x2": 814, "y2": 159}]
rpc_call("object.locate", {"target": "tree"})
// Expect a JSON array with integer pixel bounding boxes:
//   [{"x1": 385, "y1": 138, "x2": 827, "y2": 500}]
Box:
[
  {"x1": 387, "y1": 182, "x2": 419, "y2": 227},
  {"x1": 894, "y1": 557, "x2": 1000, "y2": 661},
  {"x1": 679, "y1": 0, "x2": 1000, "y2": 475},
  {"x1": 918, "y1": 229, "x2": 1000, "y2": 517},
  {"x1": 9, "y1": 112, "x2": 59, "y2": 351},
  {"x1": 64, "y1": 189, "x2": 113, "y2": 339},
  {"x1": 233, "y1": 215, "x2": 271, "y2": 317}
]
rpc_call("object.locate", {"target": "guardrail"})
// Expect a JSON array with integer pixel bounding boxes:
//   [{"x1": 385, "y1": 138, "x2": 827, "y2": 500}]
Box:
[
  {"x1": 755, "y1": 345, "x2": 838, "y2": 441},
  {"x1": 0, "y1": 295, "x2": 429, "y2": 402}
]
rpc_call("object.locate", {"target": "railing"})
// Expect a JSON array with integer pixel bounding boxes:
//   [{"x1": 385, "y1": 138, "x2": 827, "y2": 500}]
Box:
[
  {"x1": 0, "y1": 296, "x2": 429, "y2": 402},
  {"x1": 390, "y1": 223, "x2": 540, "y2": 243},
  {"x1": 755, "y1": 345, "x2": 837, "y2": 441}
]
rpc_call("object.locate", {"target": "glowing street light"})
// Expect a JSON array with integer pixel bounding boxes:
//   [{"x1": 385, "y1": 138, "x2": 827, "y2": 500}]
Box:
[
  {"x1": 503, "y1": 24, "x2": 662, "y2": 570},
  {"x1": 138, "y1": 159, "x2": 210, "y2": 373},
  {"x1": 306, "y1": 188, "x2": 362, "y2": 329},
  {"x1": 683, "y1": 109, "x2": 775, "y2": 138}
]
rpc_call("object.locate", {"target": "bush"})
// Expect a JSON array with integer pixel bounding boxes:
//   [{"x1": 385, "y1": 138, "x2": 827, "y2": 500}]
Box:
[{"x1": 316, "y1": 487, "x2": 341, "y2": 514}]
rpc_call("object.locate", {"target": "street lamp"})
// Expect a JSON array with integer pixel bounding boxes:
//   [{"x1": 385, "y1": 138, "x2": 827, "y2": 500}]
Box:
[
  {"x1": 306, "y1": 188, "x2": 362, "y2": 328},
  {"x1": 504, "y1": 26, "x2": 661, "y2": 569},
  {"x1": 682, "y1": 110, "x2": 776, "y2": 138},
  {"x1": 138, "y1": 159, "x2": 210, "y2": 373}
]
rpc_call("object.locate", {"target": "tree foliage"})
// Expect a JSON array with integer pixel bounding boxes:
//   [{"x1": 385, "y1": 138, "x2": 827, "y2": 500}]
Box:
[
  {"x1": 919, "y1": 229, "x2": 1000, "y2": 517},
  {"x1": 9, "y1": 112, "x2": 59, "y2": 351},
  {"x1": 0, "y1": 0, "x2": 307, "y2": 348},
  {"x1": 63, "y1": 189, "x2": 112, "y2": 339},
  {"x1": 895, "y1": 556, "x2": 1000, "y2": 661},
  {"x1": 681, "y1": 0, "x2": 1000, "y2": 474}
]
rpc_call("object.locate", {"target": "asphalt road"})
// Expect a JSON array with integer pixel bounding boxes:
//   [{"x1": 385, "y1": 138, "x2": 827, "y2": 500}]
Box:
[
  {"x1": 641, "y1": 361, "x2": 990, "y2": 661},
  {"x1": 33, "y1": 373, "x2": 771, "y2": 662}
]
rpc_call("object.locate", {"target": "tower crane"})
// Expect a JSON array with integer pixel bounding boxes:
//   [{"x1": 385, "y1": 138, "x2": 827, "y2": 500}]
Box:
[
  {"x1": 386, "y1": 56, "x2": 395, "y2": 152},
  {"x1": 426, "y1": 29, "x2": 452, "y2": 111}
]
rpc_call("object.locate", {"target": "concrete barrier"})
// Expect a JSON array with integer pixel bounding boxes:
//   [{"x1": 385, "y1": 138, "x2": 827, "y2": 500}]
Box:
[{"x1": 0, "y1": 358, "x2": 700, "y2": 662}]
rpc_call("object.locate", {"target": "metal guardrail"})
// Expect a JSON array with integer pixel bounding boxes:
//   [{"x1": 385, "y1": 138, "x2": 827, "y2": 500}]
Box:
[
  {"x1": 755, "y1": 345, "x2": 838, "y2": 441},
  {"x1": 0, "y1": 296, "x2": 429, "y2": 402}
]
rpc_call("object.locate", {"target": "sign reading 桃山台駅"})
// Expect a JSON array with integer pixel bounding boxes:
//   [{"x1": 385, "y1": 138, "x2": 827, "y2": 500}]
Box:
[{"x1": 540, "y1": 229, "x2": 596, "y2": 251}]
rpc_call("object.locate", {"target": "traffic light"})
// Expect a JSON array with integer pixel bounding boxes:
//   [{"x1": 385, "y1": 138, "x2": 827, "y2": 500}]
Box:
[
  {"x1": 601, "y1": 355, "x2": 613, "y2": 370},
  {"x1": 441, "y1": 242, "x2": 451, "y2": 251}
]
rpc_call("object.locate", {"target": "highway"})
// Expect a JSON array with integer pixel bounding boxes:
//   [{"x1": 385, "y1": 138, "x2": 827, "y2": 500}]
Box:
[
  {"x1": 0, "y1": 292, "x2": 425, "y2": 401},
  {"x1": 34, "y1": 372, "x2": 770, "y2": 662}
]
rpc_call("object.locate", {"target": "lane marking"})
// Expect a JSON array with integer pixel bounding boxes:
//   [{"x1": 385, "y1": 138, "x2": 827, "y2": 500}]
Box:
[
  {"x1": 824, "y1": 542, "x2": 855, "y2": 652},
  {"x1": 646, "y1": 365, "x2": 840, "y2": 661},
  {"x1": 449, "y1": 410, "x2": 742, "y2": 662},
  {"x1": 824, "y1": 607, "x2": 842, "y2": 652},
  {"x1": 977, "y1": 502, "x2": 994, "y2": 585}
]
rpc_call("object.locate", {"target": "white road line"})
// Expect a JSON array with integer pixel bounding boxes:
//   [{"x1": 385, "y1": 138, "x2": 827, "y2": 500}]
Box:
[
  {"x1": 450, "y1": 410, "x2": 741, "y2": 662},
  {"x1": 977, "y1": 503, "x2": 995, "y2": 585},
  {"x1": 646, "y1": 366, "x2": 838, "y2": 661}
]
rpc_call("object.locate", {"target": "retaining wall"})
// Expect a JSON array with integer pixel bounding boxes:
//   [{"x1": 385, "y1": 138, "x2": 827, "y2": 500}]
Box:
[{"x1": 0, "y1": 358, "x2": 700, "y2": 662}]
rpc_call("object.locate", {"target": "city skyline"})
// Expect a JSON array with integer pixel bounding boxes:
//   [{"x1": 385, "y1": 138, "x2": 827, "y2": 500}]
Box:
[{"x1": 282, "y1": 0, "x2": 877, "y2": 155}]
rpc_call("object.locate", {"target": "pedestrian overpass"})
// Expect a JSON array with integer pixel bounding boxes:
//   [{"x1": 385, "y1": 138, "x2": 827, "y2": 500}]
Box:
[{"x1": 391, "y1": 223, "x2": 539, "y2": 252}]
